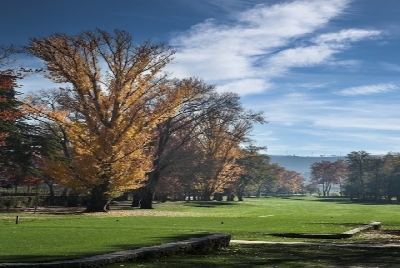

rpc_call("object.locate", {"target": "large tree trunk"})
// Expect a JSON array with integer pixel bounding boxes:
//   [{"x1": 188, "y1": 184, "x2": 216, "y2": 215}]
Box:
[
  {"x1": 202, "y1": 189, "x2": 212, "y2": 201},
  {"x1": 140, "y1": 185, "x2": 155, "y2": 209},
  {"x1": 140, "y1": 168, "x2": 162, "y2": 209},
  {"x1": 213, "y1": 193, "x2": 223, "y2": 201},
  {"x1": 227, "y1": 193, "x2": 235, "y2": 201},
  {"x1": 86, "y1": 184, "x2": 109, "y2": 212},
  {"x1": 236, "y1": 185, "x2": 245, "y2": 201},
  {"x1": 67, "y1": 190, "x2": 80, "y2": 207},
  {"x1": 45, "y1": 182, "x2": 55, "y2": 205},
  {"x1": 256, "y1": 186, "x2": 262, "y2": 198},
  {"x1": 131, "y1": 189, "x2": 142, "y2": 207}
]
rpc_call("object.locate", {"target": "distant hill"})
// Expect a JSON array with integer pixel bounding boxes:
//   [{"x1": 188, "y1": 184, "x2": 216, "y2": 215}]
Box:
[{"x1": 269, "y1": 155, "x2": 346, "y2": 180}]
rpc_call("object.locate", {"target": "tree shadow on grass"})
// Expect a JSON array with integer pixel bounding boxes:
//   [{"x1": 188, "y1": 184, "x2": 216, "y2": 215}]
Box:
[
  {"x1": 309, "y1": 197, "x2": 400, "y2": 206},
  {"x1": 184, "y1": 201, "x2": 239, "y2": 208},
  {"x1": 0, "y1": 251, "x2": 106, "y2": 263},
  {"x1": 117, "y1": 244, "x2": 400, "y2": 268}
]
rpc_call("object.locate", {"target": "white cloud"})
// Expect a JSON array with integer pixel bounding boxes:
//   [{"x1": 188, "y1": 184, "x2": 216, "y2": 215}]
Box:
[
  {"x1": 313, "y1": 117, "x2": 400, "y2": 131},
  {"x1": 327, "y1": 60, "x2": 360, "y2": 67},
  {"x1": 251, "y1": 92, "x2": 400, "y2": 132},
  {"x1": 216, "y1": 79, "x2": 271, "y2": 94},
  {"x1": 337, "y1": 83, "x2": 398, "y2": 96},
  {"x1": 313, "y1": 29, "x2": 382, "y2": 45},
  {"x1": 297, "y1": 82, "x2": 331, "y2": 89},
  {"x1": 167, "y1": 0, "x2": 383, "y2": 96},
  {"x1": 264, "y1": 45, "x2": 335, "y2": 76}
]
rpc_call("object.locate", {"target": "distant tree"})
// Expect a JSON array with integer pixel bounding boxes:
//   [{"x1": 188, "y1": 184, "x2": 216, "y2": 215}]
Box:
[
  {"x1": 255, "y1": 163, "x2": 284, "y2": 196},
  {"x1": 154, "y1": 177, "x2": 184, "y2": 202},
  {"x1": 345, "y1": 151, "x2": 371, "y2": 199},
  {"x1": 304, "y1": 183, "x2": 319, "y2": 195},
  {"x1": 235, "y1": 145, "x2": 270, "y2": 201},
  {"x1": 365, "y1": 155, "x2": 390, "y2": 201},
  {"x1": 384, "y1": 153, "x2": 400, "y2": 201},
  {"x1": 276, "y1": 170, "x2": 305, "y2": 194},
  {"x1": 310, "y1": 160, "x2": 347, "y2": 196}
]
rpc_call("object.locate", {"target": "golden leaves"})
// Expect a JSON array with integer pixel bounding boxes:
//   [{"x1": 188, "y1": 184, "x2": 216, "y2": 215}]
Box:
[{"x1": 26, "y1": 29, "x2": 195, "y2": 198}]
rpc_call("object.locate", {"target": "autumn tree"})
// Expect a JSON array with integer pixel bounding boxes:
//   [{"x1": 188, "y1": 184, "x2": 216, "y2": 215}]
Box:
[
  {"x1": 310, "y1": 160, "x2": 347, "y2": 196},
  {"x1": 304, "y1": 182, "x2": 319, "y2": 195},
  {"x1": 276, "y1": 170, "x2": 305, "y2": 194},
  {"x1": 136, "y1": 79, "x2": 215, "y2": 208},
  {"x1": 134, "y1": 89, "x2": 264, "y2": 207},
  {"x1": 25, "y1": 29, "x2": 200, "y2": 212},
  {"x1": 189, "y1": 93, "x2": 265, "y2": 201},
  {"x1": 154, "y1": 177, "x2": 184, "y2": 202},
  {"x1": 161, "y1": 134, "x2": 205, "y2": 202}
]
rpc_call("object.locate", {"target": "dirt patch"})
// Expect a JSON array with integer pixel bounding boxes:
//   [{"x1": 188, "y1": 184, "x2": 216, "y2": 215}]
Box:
[
  {"x1": 22, "y1": 206, "x2": 86, "y2": 214},
  {"x1": 359, "y1": 229, "x2": 400, "y2": 243},
  {"x1": 14, "y1": 205, "x2": 219, "y2": 217}
]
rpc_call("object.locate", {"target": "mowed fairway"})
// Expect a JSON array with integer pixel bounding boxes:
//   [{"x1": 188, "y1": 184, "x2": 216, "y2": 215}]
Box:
[{"x1": 1, "y1": 196, "x2": 400, "y2": 263}]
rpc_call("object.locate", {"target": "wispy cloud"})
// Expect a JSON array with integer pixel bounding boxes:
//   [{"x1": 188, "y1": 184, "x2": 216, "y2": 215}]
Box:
[
  {"x1": 337, "y1": 83, "x2": 398, "y2": 96},
  {"x1": 168, "y1": 0, "x2": 382, "y2": 95},
  {"x1": 313, "y1": 29, "x2": 382, "y2": 44},
  {"x1": 379, "y1": 62, "x2": 400, "y2": 72}
]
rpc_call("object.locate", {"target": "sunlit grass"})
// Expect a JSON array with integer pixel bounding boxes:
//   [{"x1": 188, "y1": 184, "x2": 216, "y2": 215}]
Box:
[{"x1": 1, "y1": 196, "x2": 400, "y2": 263}]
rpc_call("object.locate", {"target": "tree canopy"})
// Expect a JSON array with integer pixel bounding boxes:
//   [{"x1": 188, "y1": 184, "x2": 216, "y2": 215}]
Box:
[{"x1": 25, "y1": 29, "x2": 205, "y2": 211}]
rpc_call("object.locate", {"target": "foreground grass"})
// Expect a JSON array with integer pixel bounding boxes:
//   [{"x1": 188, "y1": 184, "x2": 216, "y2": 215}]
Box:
[{"x1": 1, "y1": 196, "x2": 400, "y2": 263}]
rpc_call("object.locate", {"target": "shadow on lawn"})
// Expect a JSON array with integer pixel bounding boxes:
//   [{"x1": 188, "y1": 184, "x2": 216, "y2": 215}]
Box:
[
  {"x1": 288, "y1": 196, "x2": 400, "y2": 206},
  {"x1": 0, "y1": 251, "x2": 102, "y2": 263},
  {"x1": 114, "y1": 243, "x2": 400, "y2": 268},
  {"x1": 184, "y1": 201, "x2": 239, "y2": 208}
]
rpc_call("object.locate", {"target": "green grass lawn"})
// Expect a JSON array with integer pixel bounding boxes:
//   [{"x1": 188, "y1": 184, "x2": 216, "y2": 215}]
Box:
[{"x1": 1, "y1": 196, "x2": 400, "y2": 263}]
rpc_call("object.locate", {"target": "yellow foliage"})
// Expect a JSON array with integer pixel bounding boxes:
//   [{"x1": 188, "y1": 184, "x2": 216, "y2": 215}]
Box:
[{"x1": 25, "y1": 30, "x2": 198, "y2": 199}]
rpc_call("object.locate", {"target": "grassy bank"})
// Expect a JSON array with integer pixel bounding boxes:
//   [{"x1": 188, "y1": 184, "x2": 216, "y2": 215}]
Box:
[{"x1": 1, "y1": 196, "x2": 400, "y2": 263}]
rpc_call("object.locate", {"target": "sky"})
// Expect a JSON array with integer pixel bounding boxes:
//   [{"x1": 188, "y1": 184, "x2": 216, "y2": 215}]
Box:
[{"x1": 1, "y1": 0, "x2": 399, "y2": 156}]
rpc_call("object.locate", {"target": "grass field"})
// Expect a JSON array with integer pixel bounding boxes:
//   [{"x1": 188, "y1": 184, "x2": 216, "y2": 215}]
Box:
[{"x1": 1, "y1": 196, "x2": 400, "y2": 264}]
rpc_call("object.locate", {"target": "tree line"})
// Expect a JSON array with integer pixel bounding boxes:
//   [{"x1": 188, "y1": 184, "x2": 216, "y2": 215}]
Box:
[
  {"x1": 310, "y1": 151, "x2": 400, "y2": 201},
  {"x1": 2, "y1": 29, "x2": 293, "y2": 212}
]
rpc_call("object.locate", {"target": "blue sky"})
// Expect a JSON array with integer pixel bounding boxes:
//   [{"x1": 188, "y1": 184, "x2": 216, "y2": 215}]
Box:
[{"x1": 1, "y1": 0, "x2": 399, "y2": 156}]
